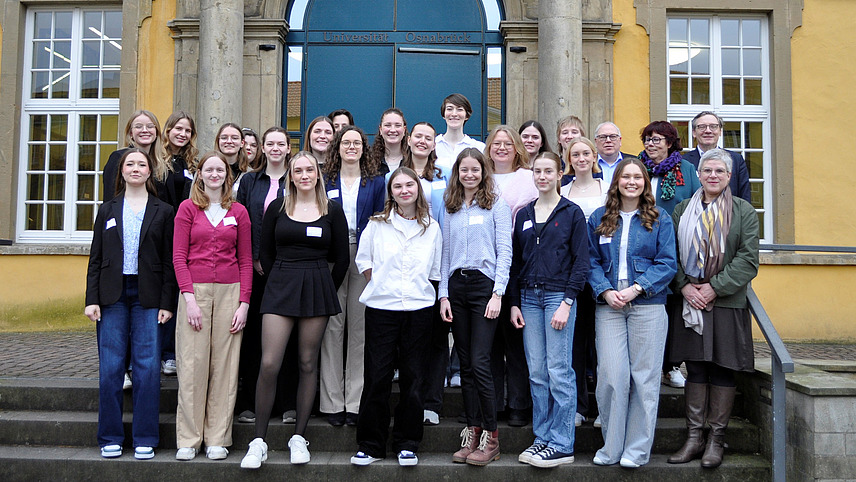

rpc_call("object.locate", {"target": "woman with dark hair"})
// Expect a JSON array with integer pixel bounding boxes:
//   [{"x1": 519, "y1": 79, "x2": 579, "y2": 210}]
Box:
[
  {"x1": 240, "y1": 151, "x2": 349, "y2": 468},
  {"x1": 85, "y1": 148, "x2": 177, "y2": 460},
  {"x1": 102, "y1": 110, "x2": 166, "y2": 203},
  {"x1": 215, "y1": 123, "x2": 249, "y2": 180},
  {"x1": 587, "y1": 158, "x2": 677, "y2": 468},
  {"x1": 328, "y1": 109, "x2": 354, "y2": 132},
  {"x1": 242, "y1": 128, "x2": 260, "y2": 171},
  {"x1": 668, "y1": 149, "x2": 759, "y2": 469},
  {"x1": 510, "y1": 150, "x2": 589, "y2": 468},
  {"x1": 173, "y1": 152, "x2": 252, "y2": 461},
  {"x1": 638, "y1": 120, "x2": 702, "y2": 389},
  {"x1": 369, "y1": 108, "x2": 408, "y2": 175},
  {"x1": 518, "y1": 120, "x2": 552, "y2": 164},
  {"x1": 304, "y1": 116, "x2": 335, "y2": 167},
  {"x1": 320, "y1": 126, "x2": 386, "y2": 427},
  {"x1": 439, "y1": 147, "x2": 512, "y2": 466},
  {"x1": 349, "y1": 167, "x2": 443, "y2": 467}
]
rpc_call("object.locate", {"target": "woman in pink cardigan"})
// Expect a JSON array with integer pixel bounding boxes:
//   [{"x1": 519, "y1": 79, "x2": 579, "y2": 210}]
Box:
[{"x1": 172, "y1": 151, "x2": 253, "y2": 461}]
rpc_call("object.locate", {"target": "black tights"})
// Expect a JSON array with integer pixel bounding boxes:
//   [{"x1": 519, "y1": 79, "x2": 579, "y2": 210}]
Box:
[
  {"x1": 254, "y1": 314, "x2": 328, "y2": 439},
  {"x1": 685, "y1": 360, "x2": 736, "y2": 387}
]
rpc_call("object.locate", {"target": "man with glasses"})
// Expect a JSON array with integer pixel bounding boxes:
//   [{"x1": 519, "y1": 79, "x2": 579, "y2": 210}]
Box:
[
  {"x1": 683, "y1": 112, "x2": 751, "y2": 202},
  {"x1": 593, "y1": 122, "x2": 634, "y2": 186}
]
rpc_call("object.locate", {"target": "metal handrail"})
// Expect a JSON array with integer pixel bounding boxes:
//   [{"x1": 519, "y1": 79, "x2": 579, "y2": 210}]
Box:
[{"x1": 746, "y1": 286, "x2": 794, "y2": 482}]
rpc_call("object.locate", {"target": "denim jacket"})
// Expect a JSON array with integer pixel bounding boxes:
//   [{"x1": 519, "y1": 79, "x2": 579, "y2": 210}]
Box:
[{"x1": 586, "y1": 205, "x2": 677, "y2": 305}]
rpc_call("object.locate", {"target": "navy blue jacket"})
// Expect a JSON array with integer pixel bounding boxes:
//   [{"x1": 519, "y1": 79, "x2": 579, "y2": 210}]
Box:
[
  {"x1": 236, "y1": 170, "x2": 287, "y2": 260},
  {"x1": 325, "y1": 174, "x2": 386, "y2": 243},
  {"x1": 683, "y1": 148, "x2": 752, "y2": 203},
  {"x1": 509, "y1": 197, "x2": 590, "y2": 307}
]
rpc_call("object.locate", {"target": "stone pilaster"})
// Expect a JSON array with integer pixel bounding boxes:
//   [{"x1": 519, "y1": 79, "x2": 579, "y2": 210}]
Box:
[{"x1": 537, "y1": 0, "x2": 583, "y2": 135}]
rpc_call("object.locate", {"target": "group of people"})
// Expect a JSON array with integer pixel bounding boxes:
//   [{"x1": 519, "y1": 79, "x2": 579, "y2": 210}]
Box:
[{"x1": 84, "y1": 96, "x2": 759, "y2": 470}]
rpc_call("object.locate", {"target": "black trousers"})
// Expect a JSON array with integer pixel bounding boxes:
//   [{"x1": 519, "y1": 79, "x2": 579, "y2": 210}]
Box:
[
  {"x1": 572, "y1": 284, "x2": 596, "y2": 416},
  {"x1": 491, "y1": 294, "x2": 532, "y2": 413},
  {"x1": 419, "y1": 293, "x2": 449, "y2": 413},
  {"x1": 357, "y1": 305, "x2": 433, "y2": 458},
  {"x1": 449, "y1": 270, "x2": 500, "y2": 431}
]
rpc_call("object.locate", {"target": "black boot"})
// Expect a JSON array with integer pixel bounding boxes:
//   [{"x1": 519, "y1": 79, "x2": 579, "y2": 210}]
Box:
[
  {"x1": 668, "y1": 382, "x2": 708, "y2": 464},
  {"x1": 701, "y1": 385, "x2": 736, "y2": 468}
]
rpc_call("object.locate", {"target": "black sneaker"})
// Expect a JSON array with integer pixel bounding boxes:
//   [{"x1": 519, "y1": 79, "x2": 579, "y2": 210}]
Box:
[
  {"x1": 530, "y1": 446, "x2": 575, "y2": 468},
  {"x1": 518, "y1": 442, "x2": 547, "y2": 464},
  {"x1": 328, "y1": 411, "x2": 346, "y2": 426}
]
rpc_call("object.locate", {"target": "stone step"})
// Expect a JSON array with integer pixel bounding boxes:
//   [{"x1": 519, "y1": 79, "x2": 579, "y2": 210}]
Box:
[
  {"x1": 0, "y1": 377, "x2": 743, "y2": 420},
  {"x1": 0, "y1": 446, "x2": 771, "y2": 482},
  {"x1": 0, "y1": 410, "x2": 760, "y2": 454}
]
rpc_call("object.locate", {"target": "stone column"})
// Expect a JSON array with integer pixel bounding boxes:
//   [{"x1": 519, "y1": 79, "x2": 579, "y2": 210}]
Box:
[
  {"x1": 537, "y1": 0, "x2": 583, "y2": 135},
  {"x1": 197, "y1": 0, "x2": 244, "y2": 149}
]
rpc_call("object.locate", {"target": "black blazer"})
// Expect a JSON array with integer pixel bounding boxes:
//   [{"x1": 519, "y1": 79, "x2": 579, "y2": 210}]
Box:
[
  {"x1": 85, "y1": 194, "x2": 178, "y2": 311},
  {"x1": 682, "y1": 148, "x2": 752, "y2": 203}
]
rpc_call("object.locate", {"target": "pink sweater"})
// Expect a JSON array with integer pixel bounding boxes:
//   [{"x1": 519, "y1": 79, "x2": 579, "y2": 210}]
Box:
[{"x1": 173, "y1": 199, "x2": 253, "y2": 303}]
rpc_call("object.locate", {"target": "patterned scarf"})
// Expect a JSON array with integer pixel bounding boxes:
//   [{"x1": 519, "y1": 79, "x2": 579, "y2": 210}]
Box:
[{"x1": 639, "y1": 150, "x2": 685, "y2": 201}]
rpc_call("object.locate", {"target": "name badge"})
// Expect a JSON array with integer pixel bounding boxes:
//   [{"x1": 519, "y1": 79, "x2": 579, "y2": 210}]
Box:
[
  {"x1": 307, "y1": 226, "x2": 323, "y2": 237},
  {"x1": 469, "y1": 215, "x2": 484, "y2": 225},
  {"x1": 522, "y1": 220, "x2": 533, "y2": 231},
  {"x1": 106, "y1": 218, "x2": 116, "y2": 230},
  {"x1": 183, "y1": 169, "x2": 193, "y2": 180},
  {"x1": 432, "y1": 180, "x2": 447, "y2": 190},
  {"x1": 327, "y1": 189, "x2": 339, "y2": 199},
  {"x1": 223, "y1": 216, "x2": 237, "y2": 226},
  {"x1": 599, "y1": 235, "x2": 612, "y2": 245}
]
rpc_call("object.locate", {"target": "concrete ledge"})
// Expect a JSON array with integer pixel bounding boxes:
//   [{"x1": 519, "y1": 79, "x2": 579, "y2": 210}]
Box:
[
  {"x1": 754, "y1": 358, "x2": 856, "y2": 396},
  {"x1": 760, "y1": 251, "x2": 856, "y2": 265},
  {"x1": 0, "y1": 244, "x2": 89, "y2": 256}
]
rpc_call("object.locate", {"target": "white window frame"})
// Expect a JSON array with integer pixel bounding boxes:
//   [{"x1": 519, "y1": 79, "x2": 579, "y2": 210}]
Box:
[
  {"x1": 17, "y1": 7, "x2": 121, "y2": 244},
  {"x1": 666, "y1": 14, "x2": 773, "y2": 243}
]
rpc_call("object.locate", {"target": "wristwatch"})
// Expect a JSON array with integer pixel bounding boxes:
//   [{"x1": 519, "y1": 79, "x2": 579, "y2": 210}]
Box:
[
  {"x1": 632, "y1": 283, "x2": 644, "y2": 295},
  {"x1": 563, "y1": 297, "x2": 575, "y2": 306}
]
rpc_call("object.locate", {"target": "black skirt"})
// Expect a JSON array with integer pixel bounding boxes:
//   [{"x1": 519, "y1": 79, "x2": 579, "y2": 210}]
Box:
[
  {"x1": 260, "y1": 259, "x2": 341, "y2": 318},
  {"x1": 670, "y1": 305, "x2": 755, "y2": 372}
]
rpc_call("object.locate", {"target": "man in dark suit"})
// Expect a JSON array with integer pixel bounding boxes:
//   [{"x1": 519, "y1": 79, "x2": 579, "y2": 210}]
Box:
[
  {"x1": 682, "y1": 111, "x2": 752, "y2": 203},
  {"x1": 594, "y1": 122, "x2": 634, "y2": 186}
]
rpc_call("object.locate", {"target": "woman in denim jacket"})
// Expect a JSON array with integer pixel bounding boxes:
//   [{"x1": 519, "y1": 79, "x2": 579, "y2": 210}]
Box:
[{"x1": 586, "y1": 158, "x2": 677, "y2": 468}]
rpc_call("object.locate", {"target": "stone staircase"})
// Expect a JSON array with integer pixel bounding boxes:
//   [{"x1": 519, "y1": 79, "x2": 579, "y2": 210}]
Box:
[{"x1": 0, "y1": 377, "x2": 771, "y2": 480}]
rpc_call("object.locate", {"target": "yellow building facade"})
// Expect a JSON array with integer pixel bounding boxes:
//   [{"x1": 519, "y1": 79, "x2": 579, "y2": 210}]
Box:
[{"x1": 0, "y1": 0, "x2": 852, "y2": 340}]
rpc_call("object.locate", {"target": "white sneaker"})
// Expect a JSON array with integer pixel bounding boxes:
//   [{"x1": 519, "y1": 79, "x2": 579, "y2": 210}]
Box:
[
  {"x1": 101, "y1": 444, "x2": 122, "y2": 458},
  {"x1": 123, "y1": 372, "x2": 132, "y2": 390},
  {"x1": 206, "y1": 446, "x2": 228, "y2": 460},
  {"x1": 134, "y1": 446, "x2": 155, "y2": 460},
  {"x1": 666, "y1": 367, "x2": 686, "y2": 388},
  {"x1": 161, "y1": 359, "x2": 177, "y2": 375},
  {"x1": 398, "y1": 450, "x2": 418, "y2": 466},
  {"x1": 620, "y1": 457, "x2": 640, "y2": 468},
  {"x1": 449, "y1": 374, "x2": 461, "y2": 387},
  {"x1": 288, "y1": 434, "x2": 310, "y2": 464},
  {"x1": 175, "y1": 447, "x2": 197, "y2": 460},
  {"x1": 593, "y1": 415, "x2": 602, "y2": 428},
  {"x1": 240, "y1": 438, "x2": 267, "y2": 469},
  {"x1": 350, "y1": 451, "x2": 380, "y2": 465},
  {"x1": 574, "y1": 412, "x2": 584, "y2": 427},
  {"x1": 423, "y1": 410, "x2": 439, "y2": 425}
]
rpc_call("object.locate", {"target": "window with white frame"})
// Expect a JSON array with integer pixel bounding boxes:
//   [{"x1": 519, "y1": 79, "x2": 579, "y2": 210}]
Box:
[
  {"x1": 18, "y1": 8, "x2": 122, "y2": 242},
  {"x1": 666, "y1": 15, "x2": 772, "y2": 241}
]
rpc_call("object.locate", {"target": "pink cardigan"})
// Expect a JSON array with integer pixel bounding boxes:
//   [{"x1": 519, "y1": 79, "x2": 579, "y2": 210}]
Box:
[{"x1": 173, "y1": 199, "x2": 253, "y2": 303}]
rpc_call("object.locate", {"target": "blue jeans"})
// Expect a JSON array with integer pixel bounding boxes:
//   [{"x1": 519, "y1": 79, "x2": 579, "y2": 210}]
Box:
[
  {"x1": 594, "y1": 300, "x2": 666, "y2": 465},
  {"x1": 97, "y1": 275, "x2": 161, "y2": 448},
  {"x1": 520, "y1": 288, "x2": 577, "y2": 454}
]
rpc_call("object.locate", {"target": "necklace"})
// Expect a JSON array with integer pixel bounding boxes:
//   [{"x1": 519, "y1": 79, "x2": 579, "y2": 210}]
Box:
[
  {"x1": 397, "y1": 209, "x2": 417, "y2": 220},
  {"x1": 574, "y1": 181, "x2": 595, "y2": 192}
]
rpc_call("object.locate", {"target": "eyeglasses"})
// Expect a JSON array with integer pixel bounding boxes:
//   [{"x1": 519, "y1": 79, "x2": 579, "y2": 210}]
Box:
[
  {"x1": 695, "y1": 123, "x2": 722, "y2": 132},
  {"x1": 700, "y1": 167, "x2": 728, "y2": 176},
  {"x1": 643, "y1": 136, "x2": 666, "y2": 145},
  {"x1": 595, "y1": 134, "x2": 620, "y2": 142},
  {"x1": 491, "y1": 141, "x2": 514, "y2": 148},
  {"x1": 219, "y1": 135, "x2": 241, "y2": 142},
  {"x1": 341, "y1": 140, "x2": 363, "y2": 148},
  {"x1": 133, "y1": 124, "x2": 156, "y2": 131}
]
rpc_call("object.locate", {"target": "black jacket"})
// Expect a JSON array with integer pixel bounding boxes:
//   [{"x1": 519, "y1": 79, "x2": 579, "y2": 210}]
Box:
[
  {"x1": 236, "y1": 170, "x2": 287, "y2": 260},
  {"x1": 510, "y1": 197, "x2": 590, "y2": 307},
  {"x1": 85, "y1": 194, "x2": 178, "y2": 311}
]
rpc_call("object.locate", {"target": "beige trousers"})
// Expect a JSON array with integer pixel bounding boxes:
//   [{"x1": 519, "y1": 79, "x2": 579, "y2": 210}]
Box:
[
  {"x1": 176, "y1": 282, "x2": 243, "y2": 449},
  {"x1": 320, "y1": 243, "x2": 367, "y2": 413}
]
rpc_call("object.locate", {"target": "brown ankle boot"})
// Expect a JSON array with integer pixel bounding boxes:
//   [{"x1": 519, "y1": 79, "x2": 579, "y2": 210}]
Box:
[
  {"x1": 452, "y1": 427, "x2": 480, "y2": 463},
  {"x1": 701, "y1": 385, "x2": 736, "y2": 468},
  {"x1": 668, "y1": 382, "x2": 708, "y2": 464},
  {"x1": 466, "y1": 429, "x2": 500, "y2": 466}
]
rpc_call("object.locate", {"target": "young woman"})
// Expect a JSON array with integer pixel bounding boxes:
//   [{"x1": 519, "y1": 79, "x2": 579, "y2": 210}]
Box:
[
  {"x1": 439, "y1": 148, "x2": 512, "y2": 466},
  {"x1": 304, "y1": 116, "x2": 335, "y2": 167},
  {"x1": 369, "y1": 108, "x2": 408, "y2": 175},
  {"x1": 172, "y1": 152, "x2": 252, "y2": 461},
  {"x1": 587, "y1": 158, "x2": 677, "y2": 468},
  {"x1": 102, "y1": 110, "x2": 165, "y2": 202},
  {"x1": 509, "y1": 151, "x2": 589, "y2": 468},
  {"x1": 320, "y1": 126, "x2": 385, "y2": 427},
  {"x1": 85, "y1": 148, "x2": 177, "y2": 460},
  {"x1": 400, "y1": 121, "x2": 447, "y2": 223},
  {"x1": 555, "y1": 115, "x2": 586, "y2": 159},
  {"x1": 350, "y1": 167, "x2": 443, "y2": 467},
  {"x1": 560, "y1": 138, "x2": 607, "y2": 427},
  {"x1": 234, "y1": 127, "x2": 294, "y2": 427},
  {"x1": 242, "y1": 127, "x2": 261, "y2": 170},
  {"x1": 518, "y1": 120, "x2": 552, "y2": 165},
  {"x1": 328, "y1": 109, "x2": 353, "y2": 132},
  {"x1": 240, "y1": 151, "x2": 350, "y2": 468},
  {"x1": 434, "y1": 93, "x2": 486, "y2": 174},
  {"x1": 214, "y1": 123, "x2": 249, "y2": 181},
  {"x1": 483, "y1": 124, "x2": 537, "y2": 426}
]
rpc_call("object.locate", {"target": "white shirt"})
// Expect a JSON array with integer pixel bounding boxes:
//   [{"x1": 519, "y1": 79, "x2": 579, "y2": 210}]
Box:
[
  {"x1": 560, "y1": 178, "x2": 607, "y2": 220},
  {"x1": 618, "y1": 210, "x2": 637, "y2": 281},
  {"x1": 355, "y1": 212, "x2": 443, "y2": 311},
  {"x1": 341, "y1": 178, "x2": 360, "y2": 244},
  {"x1": 434, "y1": 133, "x2": 486, "y2": 175}
]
